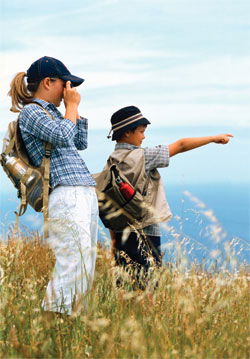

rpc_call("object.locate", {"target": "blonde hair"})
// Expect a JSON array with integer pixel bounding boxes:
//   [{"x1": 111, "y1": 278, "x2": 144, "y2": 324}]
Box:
[{"x1": 8, "y1": 72, "x2": 40, "y2": 113}]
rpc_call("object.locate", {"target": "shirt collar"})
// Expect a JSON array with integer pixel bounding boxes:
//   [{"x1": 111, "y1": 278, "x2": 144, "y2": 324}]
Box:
[
  {"x1": 32, "y1": 98, "x2": 57, "y2": 111},
  {"x1": 115, "y1": 142, "x2": 140, "y2": 151}
]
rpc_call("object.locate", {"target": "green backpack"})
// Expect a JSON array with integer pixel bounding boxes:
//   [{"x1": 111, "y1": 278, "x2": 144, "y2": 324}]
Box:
[
  {"x1": 0, "y1": 104, "x2": 52, "y2": 237},
  {"x1": 94, "y1": 161, "x2": 149, "y2": 231}
]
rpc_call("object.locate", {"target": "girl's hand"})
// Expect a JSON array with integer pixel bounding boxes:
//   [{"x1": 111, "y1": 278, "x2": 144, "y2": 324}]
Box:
[
  {"x1": 213, "y1": 134, "x2": 234, "y2": 144},
  {"x1": 63, "y1": 81, "x2": 81, "y2": 108}
]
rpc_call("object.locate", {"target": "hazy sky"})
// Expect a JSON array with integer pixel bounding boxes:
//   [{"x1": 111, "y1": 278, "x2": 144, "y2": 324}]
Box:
[
  {"x1": 0, "y1": 1, "x2": 249, "y2": 239},
  {"x1": 1, "y1": 0, "x2": 250, "y2": 131}
]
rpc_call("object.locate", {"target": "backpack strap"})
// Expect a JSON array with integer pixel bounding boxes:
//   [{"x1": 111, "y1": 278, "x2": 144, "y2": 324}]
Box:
[
  {"x1": 3, "y1": 136, "x2": 15, "y2": 156},
  {"x1": 108, "y1": 150, "x2": 151, "y2": 196},
  {"x1": 14, "y1": 183, "x2": 28, "y2": 233},
  {"x1": 41, "y1": 142, "x2": 52, "y2": 238},
  {"x1": 31, "y1": 102, "x2": 53, "y2": 239}
]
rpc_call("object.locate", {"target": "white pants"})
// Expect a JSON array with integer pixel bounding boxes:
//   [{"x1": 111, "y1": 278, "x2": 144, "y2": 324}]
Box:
[{"x1": 42, "y1": 186, "x2": 98, "y2": 315}]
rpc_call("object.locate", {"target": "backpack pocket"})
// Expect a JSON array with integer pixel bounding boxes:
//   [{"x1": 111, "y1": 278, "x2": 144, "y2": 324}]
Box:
[{"x1": 98, "y1": 167, "x2": 148, "y2": 230}]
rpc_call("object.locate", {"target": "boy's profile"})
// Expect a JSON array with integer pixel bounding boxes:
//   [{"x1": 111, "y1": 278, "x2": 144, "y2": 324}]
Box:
[{"x1": 101, "y1": 105, "x2": 233, "y2": 288}]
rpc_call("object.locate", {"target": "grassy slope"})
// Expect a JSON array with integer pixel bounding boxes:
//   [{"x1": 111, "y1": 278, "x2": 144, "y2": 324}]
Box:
[{"x1": 0, "y1": 234, "x2": 249, "y2": 359}]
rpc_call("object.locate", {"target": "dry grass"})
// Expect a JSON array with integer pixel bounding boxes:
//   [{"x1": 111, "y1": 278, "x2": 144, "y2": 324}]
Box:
[{"x1": 0, "y1": 232, "x2": 249, "y2": 359}]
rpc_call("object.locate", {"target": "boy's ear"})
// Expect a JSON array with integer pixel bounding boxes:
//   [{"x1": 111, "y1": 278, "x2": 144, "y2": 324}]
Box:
[{"x1": 118, "y1": 130, "x2": 131, "y2": 142}]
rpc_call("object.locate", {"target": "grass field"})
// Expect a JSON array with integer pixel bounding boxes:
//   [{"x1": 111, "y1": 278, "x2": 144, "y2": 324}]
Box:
[{"x1": 0, "y1": 233, "x2": 249, "y2": 359}]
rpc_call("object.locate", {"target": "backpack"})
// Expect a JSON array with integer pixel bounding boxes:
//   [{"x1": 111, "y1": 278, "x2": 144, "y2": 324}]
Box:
[
  {"x1": 0, "y1": 104, "x2": 52, "y2": 238},
  {"x1": 94, "y1": 162, "x2": 150, "y2": 231}
]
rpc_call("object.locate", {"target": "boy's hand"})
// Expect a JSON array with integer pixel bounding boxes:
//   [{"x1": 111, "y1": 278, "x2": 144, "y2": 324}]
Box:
[
  {"x1": 213, "y1": 134, "x2": 234, "y2": 144},
  {"x1": 169, "y1": 134, "x2": 234, "y2": 156}
]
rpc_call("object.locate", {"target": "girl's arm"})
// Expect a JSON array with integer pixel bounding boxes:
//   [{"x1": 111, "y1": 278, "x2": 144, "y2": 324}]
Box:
[
  {"x1": 19, "y1": 105, "x2": 77, "y2": 147},
  {"x1": 74, "y1": 118, "x2": 88, "y2": 150},
  {"x1": 169, "y1": 134, "x2": 233, "y2": 157},
  {"x1": 63, "y1": 81, "x2": 81, "y2": 124}
]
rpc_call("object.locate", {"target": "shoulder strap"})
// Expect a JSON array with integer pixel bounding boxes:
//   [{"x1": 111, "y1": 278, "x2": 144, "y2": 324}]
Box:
[
  {"x1": 108, "y1": 148, "x2": 136, "y2": 166},
  {"x1": 42, "y1": 142, "x2": 52, "y2": 238},
  {"x1": 108, "y1": 148, "x2": 151, "y2": 196},
  {"x1": 3, "y1": 136, "x2": 15, "y2": 157},
  {"x1": 31, "y1": 103, "x2": 53, "y2": 239},
  {"x1": 18, "y1": 102, "x2": 53, "y2": 238}
]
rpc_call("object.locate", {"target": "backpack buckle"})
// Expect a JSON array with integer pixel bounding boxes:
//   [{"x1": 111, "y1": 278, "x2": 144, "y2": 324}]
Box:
[{"x1": 44, "y1": 149, "x2": 51, "y2": 158}]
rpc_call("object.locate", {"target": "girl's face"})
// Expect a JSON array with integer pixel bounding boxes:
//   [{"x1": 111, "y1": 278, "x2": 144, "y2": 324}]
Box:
[
  {"x1": 49, "y1": 78, "x2": 65, "y2": 107},
  {"x1": 123, "y1": 125, "x2": 146, "y2": 147}
]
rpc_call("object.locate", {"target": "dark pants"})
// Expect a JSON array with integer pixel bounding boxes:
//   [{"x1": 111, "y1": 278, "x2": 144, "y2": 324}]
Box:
[{"x1": 114, "y1": 232, "x2": 162, "y2": 289}]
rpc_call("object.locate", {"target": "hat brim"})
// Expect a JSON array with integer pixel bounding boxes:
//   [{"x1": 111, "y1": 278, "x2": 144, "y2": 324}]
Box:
[
  {"x1": 112, "y1": 117, "x2": 150, "y2": 141},
  {"x1": 60, "y1": 74, "x2": 84, "y2": 87}
]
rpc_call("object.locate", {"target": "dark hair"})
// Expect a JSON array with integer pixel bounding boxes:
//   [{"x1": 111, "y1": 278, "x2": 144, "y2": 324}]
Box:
[{"x1": 116, "y1": 124, "x2": 147, "y2": 140}]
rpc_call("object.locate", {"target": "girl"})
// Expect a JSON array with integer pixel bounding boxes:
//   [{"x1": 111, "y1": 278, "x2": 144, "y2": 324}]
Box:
[{"x1": 8, "y1": 56, "x2": 98, "y2": 315}]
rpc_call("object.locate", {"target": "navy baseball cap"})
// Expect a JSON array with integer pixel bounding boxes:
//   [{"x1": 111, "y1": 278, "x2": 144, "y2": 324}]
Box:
[{"x1": 27, "y1": 56, "x2": 84, "y2": 87}]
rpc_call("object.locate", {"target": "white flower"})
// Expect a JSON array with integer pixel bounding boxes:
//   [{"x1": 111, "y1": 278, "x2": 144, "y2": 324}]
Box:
[{"x1": 0, "y1": 266, "x2": 4, "y2": 285}]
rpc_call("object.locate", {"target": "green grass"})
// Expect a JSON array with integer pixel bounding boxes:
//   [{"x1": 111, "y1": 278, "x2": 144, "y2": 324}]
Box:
[{"x1": 0, "y1": 233, "x2": 249, "y2": 359}]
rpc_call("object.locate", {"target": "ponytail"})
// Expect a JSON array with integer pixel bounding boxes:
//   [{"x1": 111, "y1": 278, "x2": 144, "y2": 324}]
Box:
[{"x1": 8, "y1": 72, "x2": 40, "y2": 112}]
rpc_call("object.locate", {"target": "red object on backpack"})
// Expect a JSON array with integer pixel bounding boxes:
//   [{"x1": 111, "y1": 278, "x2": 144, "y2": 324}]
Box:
[{"x1": 116, "y1": 177, "x2": 135, "y2": 200}]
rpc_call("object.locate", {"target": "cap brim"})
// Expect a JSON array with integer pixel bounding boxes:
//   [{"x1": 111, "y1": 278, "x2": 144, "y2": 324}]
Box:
[
  {"x1": 111, "y1": 117, "x2": 151, "y2": 141},
  {"x1": 60, "y1": 74, "x2": 84, "y2": 87}
]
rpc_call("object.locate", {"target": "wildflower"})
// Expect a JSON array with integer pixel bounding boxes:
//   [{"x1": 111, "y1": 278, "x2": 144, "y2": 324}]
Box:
[
  {"x1": 0, "y1": 266, "x2": 4, "y2": 284},
  {"x1": 183, "y1": 190, "x2": 206, "y2": 208},
  {"x1": 202, "y1": 210, "x2": 218, "y2": 223},
  {"x1": 89, "y1": 318, "x2": 110, "y2": 331},
  {"x1": 210, "y1": 250, "x2": 221, "y2": 258}
]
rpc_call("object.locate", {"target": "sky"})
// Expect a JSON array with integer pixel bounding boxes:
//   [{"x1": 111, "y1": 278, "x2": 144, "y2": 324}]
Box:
[
  {"x1": 0, "y1": 0, "x2": 249, "y2": 246},
  {"x1": 0, "y1": 0, "x2": 250, "y2": 186},
  {"x1": 0, "y1": 0, "x2": 250, "y2": 132}
]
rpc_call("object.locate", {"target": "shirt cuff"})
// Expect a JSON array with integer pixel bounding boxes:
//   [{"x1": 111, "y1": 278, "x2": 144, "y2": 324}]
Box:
[
  {"x1": 77, "y1": 117, "x2": 88, "y2": 129},
  {"x1": 165, "y1": 145, "x2": 170, "y2": 167},
  {"x1": 62, "y1": 118, "x2": 78, "y2": 135}
]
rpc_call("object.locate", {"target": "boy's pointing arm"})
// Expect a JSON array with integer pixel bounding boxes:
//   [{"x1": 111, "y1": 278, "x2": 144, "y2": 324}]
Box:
[{"x1": 169, "y1": 134, "x2": 233, "y2": 157}]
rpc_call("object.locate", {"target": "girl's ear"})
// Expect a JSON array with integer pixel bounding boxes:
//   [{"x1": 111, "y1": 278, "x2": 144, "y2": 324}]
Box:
[{"x1": 42, "y1": 77, "x2": 51, "y2": 90}]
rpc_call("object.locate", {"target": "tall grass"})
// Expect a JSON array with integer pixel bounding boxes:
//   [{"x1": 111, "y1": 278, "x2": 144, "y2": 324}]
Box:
[{"x1": 0, "y1": 231, "x2": 249, "y2": 359}]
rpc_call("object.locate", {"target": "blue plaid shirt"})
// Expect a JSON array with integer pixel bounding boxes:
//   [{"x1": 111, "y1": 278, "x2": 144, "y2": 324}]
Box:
[
  {"x1": 18, "y1": 98, "x2": 96, "y2": 189},
  {"x1": 114, "y1": 143, "x2": 170, "y2": 236}
]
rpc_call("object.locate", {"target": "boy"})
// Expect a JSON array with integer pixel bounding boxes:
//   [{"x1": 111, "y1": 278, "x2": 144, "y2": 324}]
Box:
[{"x1": 103, "y1": 105, "x2": 232, "y2": 287}]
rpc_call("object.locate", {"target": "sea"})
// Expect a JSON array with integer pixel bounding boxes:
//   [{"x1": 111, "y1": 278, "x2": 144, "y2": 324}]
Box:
[{"x1": 1, "y1": 127, "x2": 249, "y2": 266}]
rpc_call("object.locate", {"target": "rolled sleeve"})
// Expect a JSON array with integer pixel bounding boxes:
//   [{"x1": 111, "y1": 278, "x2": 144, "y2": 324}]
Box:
[
  {"x1": 144, "y1": 145, "x2": 169, "y2": 173},
  {"x1": 19, "y1": 104, "x2": 77, "y2": 147},
  {"x1": 74, "y1": 117, "x2": 88, "y2": 150}
]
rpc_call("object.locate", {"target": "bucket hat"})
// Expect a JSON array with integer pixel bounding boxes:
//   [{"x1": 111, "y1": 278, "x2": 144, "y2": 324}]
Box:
[
  {"x1": 27, "y1": 56, "x2": 84, "y2": 87},
  {"x1": 108, "y1": 106, "x2": 150, "y2": 141}
]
